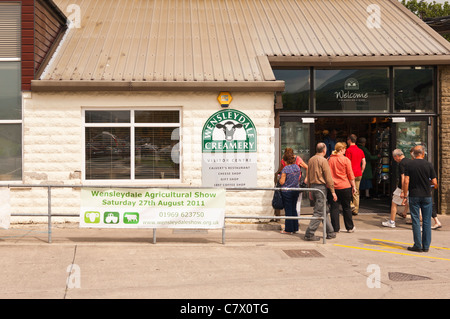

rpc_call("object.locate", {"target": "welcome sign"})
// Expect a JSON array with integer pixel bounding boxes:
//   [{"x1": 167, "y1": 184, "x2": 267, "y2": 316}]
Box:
[
  {"x1": 202, "y1": 109, "x2": 257, "y2": 188},
  {"x1": 80, "y1": 188, "x2": 226, "y2": 229}
]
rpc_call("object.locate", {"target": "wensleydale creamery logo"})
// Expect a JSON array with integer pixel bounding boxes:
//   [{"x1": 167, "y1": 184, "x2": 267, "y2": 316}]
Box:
[{"x1": 202, "y1": 109, "x2": 256, "y2": 153}]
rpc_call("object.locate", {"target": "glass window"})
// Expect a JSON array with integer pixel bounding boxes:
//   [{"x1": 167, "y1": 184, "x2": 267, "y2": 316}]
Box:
[
  {"x1": 0, "y1": 3, "x2": 21, "y2": 59},
  {"x1": 314, "y1": 68, "x2": 389, "y2": 113},
  {"x1": 0, "y1": 62, "x2": 21, "y2": 120},
  {"x1": 273, "y1": 69, "x2": 310, "y2": 112},
  {"x1": 280, "y1": 122, "x2": 311, "y2": 163},
  {"x1": 0, "y1": 124, "x2": 22, "y2": 181},
  {"x1": 85, "y1": 127, "x2": 131, "y2": 180},
  {"x1": 85, "y1": 111, "x2": 130, "y2": 123},
  {"x1": 135, "y1": 111, "x2": 179, "y2": 123},
  {"x1": 394, "y1": 67, "x2": 434, "y2": 113},
  {"x1": 85, "y1": 110, "x2": 180, "y2": 181},
  {"x1": 396, "y1": 121, "x2": 428, "y2": 160},
  {"x1": 135, "y1": 127, "x2": 179, "y2": 179}
]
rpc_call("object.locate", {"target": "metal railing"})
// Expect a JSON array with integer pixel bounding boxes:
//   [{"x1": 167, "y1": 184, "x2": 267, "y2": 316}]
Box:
[{"x1": 6, "y1": 185, "x2": 328, "y2": 244}]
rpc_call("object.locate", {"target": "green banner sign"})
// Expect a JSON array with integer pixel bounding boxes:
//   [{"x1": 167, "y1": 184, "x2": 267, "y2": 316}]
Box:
[{"x1": 80, "y1": 188, "x2": 226, "y2": 229}]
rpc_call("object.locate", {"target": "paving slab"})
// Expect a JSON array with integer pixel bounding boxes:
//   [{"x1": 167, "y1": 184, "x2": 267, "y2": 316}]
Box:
[{"x1": 0, "y1": 213, "x2": 449, "y2": 301}]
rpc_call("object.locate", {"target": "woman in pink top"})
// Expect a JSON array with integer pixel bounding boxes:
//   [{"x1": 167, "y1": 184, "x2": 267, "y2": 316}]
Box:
[{"x1": 328, "y1": 142, "x2": 357, "y2": 233}]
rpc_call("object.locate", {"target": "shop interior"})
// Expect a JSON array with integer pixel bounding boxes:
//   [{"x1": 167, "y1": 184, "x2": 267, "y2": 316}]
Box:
[
  {"x1": 280, "y1": 116, "x2": 430, "y2": 213},
  {"x1": 314, "y1": 117, "x2": 394, "y2": 213}
]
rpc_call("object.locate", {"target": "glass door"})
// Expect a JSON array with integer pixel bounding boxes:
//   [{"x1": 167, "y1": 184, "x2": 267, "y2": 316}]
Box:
[
  {"x1": 280, "y1": 121, "x2": 312, "y2": 166},
  {"x1": 393, "y1": 116, "x2": 437, "y2": 210},
  {"x1": 394, "y1": 118, "x2": 432, "y2": 162},
  {"x1": 279, "y1": 119, "x2": 313, "y2": 209}
]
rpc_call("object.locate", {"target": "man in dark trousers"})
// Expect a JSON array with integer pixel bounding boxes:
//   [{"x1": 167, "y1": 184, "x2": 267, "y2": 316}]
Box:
[
  {"x1": 402, "y1": 145, "x2": 438, "y2": 252},
  {"x1": 304, "y1": 142, "x2": 337, "y2": 241}
]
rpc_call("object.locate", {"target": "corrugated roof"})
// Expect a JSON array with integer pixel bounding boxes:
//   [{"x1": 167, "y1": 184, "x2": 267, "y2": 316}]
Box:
[{"x1": 40, "y1": 0, "x2": 450, "y2": 84}]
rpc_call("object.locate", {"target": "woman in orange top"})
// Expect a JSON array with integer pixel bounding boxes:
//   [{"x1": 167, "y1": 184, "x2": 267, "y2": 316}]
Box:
[{"x1": 328, "y1": 142, "x2": 357, "y2": 233}]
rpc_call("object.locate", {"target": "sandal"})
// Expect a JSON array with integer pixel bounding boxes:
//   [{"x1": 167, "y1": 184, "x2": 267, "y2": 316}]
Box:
[
  {"x1": 280, "y1": 230, "x2": 293, "y2": 234},
  {"x1": 432, "y1": 224, "x2": 442, "y2": 230}
]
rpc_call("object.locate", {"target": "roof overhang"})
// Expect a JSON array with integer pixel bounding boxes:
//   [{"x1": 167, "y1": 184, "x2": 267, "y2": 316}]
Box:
[
  {"x1": 31, "y1": 80, "x2": 286, "y2": 92},
  {"x1": 269, "y1": 55, "x2": 450, "y2": 67},
  {"x1": 425, "y1": 15, "x2": 450, "y2": 35}
]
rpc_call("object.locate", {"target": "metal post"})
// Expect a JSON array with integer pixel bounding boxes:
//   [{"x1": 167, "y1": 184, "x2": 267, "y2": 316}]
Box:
[
  {"x1": 222, "y1": 226, "x2": 225, "y2": 245},
  {"x1": 47, "y1": 186, "x2": 52, "y2": 244},
  {"x1": 7, "y1": 184, "x2": 329, "y2": 245},
  {"x1": 322, "y1": 189, "x2": 327, "y2": 244}
]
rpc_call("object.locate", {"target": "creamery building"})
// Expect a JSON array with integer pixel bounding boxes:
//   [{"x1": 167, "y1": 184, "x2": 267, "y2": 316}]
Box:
[{"x1": 2, "y1": 0, "x2": 450, "y2": 224}]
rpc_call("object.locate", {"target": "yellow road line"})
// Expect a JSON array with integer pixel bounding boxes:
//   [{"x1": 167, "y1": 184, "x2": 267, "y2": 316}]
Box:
[
  {"x1": 364, "y1": 244, "x2": 406, "y2": 250},
  {"x1": 334, "y1": 244, "x2": 450, "y2": 261},
  {"x1": 371, "y1": 238, "x2": 450, "y2": 251}
]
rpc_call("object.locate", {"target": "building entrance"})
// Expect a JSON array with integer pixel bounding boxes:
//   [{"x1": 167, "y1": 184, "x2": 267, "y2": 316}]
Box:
[
  {"x1": 315, "y1": 117, "x2": 392, "y2": 214},
  {"x1": 280, "y1": 116, "x2": 434, "y2": 214}
]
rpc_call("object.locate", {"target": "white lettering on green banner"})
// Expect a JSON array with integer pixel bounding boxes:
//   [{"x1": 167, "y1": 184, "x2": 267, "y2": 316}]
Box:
[{"x1": 80, "y1": 188, "x2": 226, "y2": 229}]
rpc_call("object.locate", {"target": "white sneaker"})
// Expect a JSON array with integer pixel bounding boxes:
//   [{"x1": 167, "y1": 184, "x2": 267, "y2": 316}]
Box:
[
  {"x1": 347, "y1": 226, "x2": 356, "y2": 233},
  {"x1": 382, "y1": 220, "x2": 396, "y2": 228}
]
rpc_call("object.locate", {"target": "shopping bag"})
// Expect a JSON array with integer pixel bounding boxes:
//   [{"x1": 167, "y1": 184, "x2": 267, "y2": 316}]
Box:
[{"x1": 272, "y1": 183, "x2": 284, "y2": 210}]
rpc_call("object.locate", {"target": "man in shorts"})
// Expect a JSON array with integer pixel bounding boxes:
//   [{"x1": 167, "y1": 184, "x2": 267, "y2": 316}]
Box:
[{"x1": 382, "y1": 149, "x2": 411, "y2": 228}]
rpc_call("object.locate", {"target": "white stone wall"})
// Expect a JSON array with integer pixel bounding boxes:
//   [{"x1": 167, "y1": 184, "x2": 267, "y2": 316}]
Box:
[{"x1": 12, "y1": 90, "x2": 276, "y2": 222}]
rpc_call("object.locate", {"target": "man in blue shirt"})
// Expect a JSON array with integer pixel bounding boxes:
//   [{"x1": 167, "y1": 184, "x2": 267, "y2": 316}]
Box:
[{"x1": 402, "y1": 145, "x2": 438, "y2": 253}]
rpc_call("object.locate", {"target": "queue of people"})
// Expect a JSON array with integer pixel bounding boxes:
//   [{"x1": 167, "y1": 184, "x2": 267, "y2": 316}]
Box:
[{"x1": 277, "y1": 136, "x2": 441, "y2": 251}]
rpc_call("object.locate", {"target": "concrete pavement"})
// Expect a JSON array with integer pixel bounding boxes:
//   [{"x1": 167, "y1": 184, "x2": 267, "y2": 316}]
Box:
[{"x1": 1, "y1": 213, "x2": 450, "y2": 300}]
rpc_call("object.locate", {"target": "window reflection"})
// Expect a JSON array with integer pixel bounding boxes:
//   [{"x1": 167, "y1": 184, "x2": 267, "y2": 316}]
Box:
[
  {"x1": 85, "y1": 127, "x2": 131, "y2": 180},
  {"x1": 84, "y1": 110, "x2": 180, "y2": 180},
  {"x1": 273, "y1": 69, "x2": 310, "y2": 112},
  {"x1": 85, "y1": 111, "x2": 130, "y2": 123},
  {"x1": 0, "y1": 124, "x2": 21, "y2": 181},
  {"x1": 315, "y1": 69, "x2": 389, "y2": 113},
  {"x1": 394, "y1": 67, "x2": 434, "y2": 112},
  {"x1": 0, "y1": 62, "x2": 21, "y2": 120},
  {"x1": 135, "y1": 127, "x2": 180, "y2": 179}
]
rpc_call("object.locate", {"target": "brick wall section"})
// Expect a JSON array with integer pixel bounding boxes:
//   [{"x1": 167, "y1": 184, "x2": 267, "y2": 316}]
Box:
[
  {"x1": 21, "y1": 0, "x2": 34, "y2": 91},
  {"x1": 440, "y1": 66, "x2": 450, "y2": 215},
  {"x1": 0, "y1": 0, "x2": 66, "y2": 91}
]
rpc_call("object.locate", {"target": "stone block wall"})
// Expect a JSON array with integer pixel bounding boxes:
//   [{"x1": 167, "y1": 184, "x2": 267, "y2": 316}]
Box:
[
  {"x1": 14, "y1": 90, "x2": 276, "y2": 222},
  {"x1": 440, "y1": 66, "x2": 450, "y2": 215}
]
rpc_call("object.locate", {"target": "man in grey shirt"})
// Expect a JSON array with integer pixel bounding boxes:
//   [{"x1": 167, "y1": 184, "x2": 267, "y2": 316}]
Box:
[{"x1": 304, "y1": 143, "x2": 337, "y2": 241}]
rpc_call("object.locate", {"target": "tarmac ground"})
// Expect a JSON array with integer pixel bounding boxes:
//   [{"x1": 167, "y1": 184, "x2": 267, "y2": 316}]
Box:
[{"x1": 1, "y1": 212, "x2": 450, "y2": 303}]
